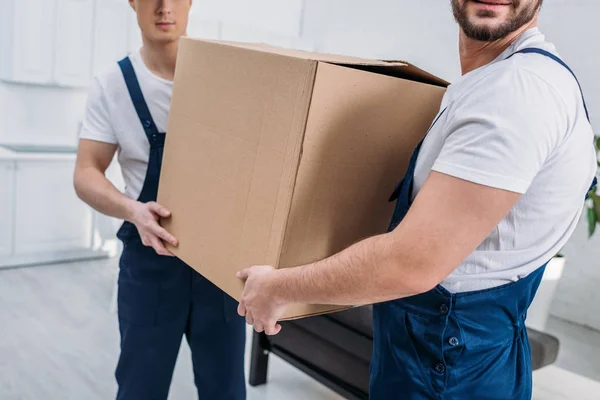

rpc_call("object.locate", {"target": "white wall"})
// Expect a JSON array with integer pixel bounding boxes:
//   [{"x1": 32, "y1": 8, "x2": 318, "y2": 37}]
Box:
[
  {"x1": 188, "y1": 0, "x2": 600, "y2": 330},
  {"x1": 301, "y1": 0, "x2": 460, "y2": 81}
]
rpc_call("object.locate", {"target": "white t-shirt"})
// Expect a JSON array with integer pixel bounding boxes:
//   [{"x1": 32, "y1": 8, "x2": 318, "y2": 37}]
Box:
[
  {"x1": 414, "y1": 28, "x2": 597, "y2": 292},
  {"x1": 80, "y1": 50, "x2": 173, "y2": 200}
]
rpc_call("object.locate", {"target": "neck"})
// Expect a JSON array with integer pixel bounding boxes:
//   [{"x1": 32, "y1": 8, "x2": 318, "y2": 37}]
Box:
[
  {"x1": 140, "y1": 38, "x2": 180, "y2": 81},
  {"x1": 459, "y1": 19, "x2": 538, "y2": 75}
]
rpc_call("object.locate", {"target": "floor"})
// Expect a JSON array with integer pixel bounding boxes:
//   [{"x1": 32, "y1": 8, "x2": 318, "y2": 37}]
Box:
[{"x1": 1, "y1": 258, "x2": 599, "y2": 400}]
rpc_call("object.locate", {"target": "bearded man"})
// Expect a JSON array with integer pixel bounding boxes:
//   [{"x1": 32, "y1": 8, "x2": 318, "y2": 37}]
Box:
[{"x1": 237, "y1": 1, "x2": 597, "y2": 398}]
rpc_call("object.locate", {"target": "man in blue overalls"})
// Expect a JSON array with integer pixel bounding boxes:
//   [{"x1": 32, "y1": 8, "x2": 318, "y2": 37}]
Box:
[
  {"x1": 237, "y1": 1, "x2": 598, "y2": 398},
  {"x1": 74, "y1": 1, "x2": 245, "y2": 399}
]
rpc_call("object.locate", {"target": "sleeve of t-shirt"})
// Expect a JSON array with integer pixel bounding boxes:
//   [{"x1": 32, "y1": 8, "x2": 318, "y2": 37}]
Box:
[
  {"x1": 432, "y1": 67, "x2": 567, "y2": 194},
  {"x1": 79, "y1": 76, "x2": 118, "y2": 144}
]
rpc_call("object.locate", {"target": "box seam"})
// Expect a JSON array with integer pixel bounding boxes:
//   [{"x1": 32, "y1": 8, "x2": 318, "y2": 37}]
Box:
[{"x1": 270, "y1": 60, "x2": 318, "y2": 269}]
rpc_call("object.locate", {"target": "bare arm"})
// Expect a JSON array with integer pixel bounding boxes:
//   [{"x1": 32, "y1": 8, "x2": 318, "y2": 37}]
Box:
[
  {"x1": 74, "y1": 139, "x2": 132, "y2": 219},
  {"x1": 270, "y1": 171, "x2": 521, "y2": 304},
  {"x1": 238, "y1": 171, "x2": 521, "y2": 334},
  {"x1": 74, "y1": 139, "x2": 178, "y2": 255}
]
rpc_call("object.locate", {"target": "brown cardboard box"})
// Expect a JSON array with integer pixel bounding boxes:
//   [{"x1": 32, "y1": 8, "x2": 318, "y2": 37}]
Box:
[{"x1": 158, "y1": 37, "x2": 447, "y2": 320}]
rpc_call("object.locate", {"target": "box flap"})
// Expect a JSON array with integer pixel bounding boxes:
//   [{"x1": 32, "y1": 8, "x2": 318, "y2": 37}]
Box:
[
  {"x1": 194, "y1": 37, "x2": 399, "y2": 65},
  {"x1": 184, "y1": 37, "x2": 448, "y2": 87},
  {"x1": 346, "y1": 62, "x2": 449, "y2": 87}
]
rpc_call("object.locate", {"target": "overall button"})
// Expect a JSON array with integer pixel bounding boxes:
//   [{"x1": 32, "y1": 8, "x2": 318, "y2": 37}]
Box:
[
  {"x1": 434, "y1": 362, "x2": 446, "y2": 374},
  {"x1": 449, "y1": 337, "x2": 459, "y2": 346},
  {"x1": 143, "y1": 120, "x2": 152, "y2": 128},
  {"x1": 439, "y1": 304, "x2": 449, "y2": 315}
]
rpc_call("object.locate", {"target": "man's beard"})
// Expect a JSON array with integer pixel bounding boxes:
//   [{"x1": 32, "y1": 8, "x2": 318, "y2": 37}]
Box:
[{"x1": 452, "y1": 0, "x2": 542, "y2": 41}]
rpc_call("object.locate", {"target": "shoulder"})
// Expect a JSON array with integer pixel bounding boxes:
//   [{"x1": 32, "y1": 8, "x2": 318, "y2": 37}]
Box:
[
  {"x1": 89, "y1": 58, "x2": 128, "y2": 101},
  {"x1": 80, "y1": 57, "x2": 133, "y2": 143},
  {"x1": 454, "y1": 52, "x2": 579, "y2": 118},
  {"x1": 467, "y1": 63, "x2": 562, "y2": 105},
  {"x1": 504, "y1": 50, "x2": 580, "y2": 100},
  {"x1": 442, "y1": 59, "x2": 572, "y2": 155},
  {"x1": 445, "y1": 59, "x2": 571, "y2": 142}
]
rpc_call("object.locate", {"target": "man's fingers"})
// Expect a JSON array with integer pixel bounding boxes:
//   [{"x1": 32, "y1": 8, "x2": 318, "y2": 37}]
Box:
[
  {"x1": 253, "y1": 323, "x2": 264, "y2": 333},
  {"x1": 236, "y1": 269, "x2": 249, "y2": 280},
  {"x1": 148, "y1": 202, "x2": 171, "y2": 218},
  {"x1": 140, "y1": 233, "x2": 174, "y2": 256},
  {"x1": 237, "y1": 302, "x2": 246, "y2": 317},
  {"x1": 151, "y1": 238, "x2": 174, "y2": 257},
  {"x1": 265, "y1": 323, "x2": 282, "y2": 336},
  {"x1": 152, "y1": 225, "x2": 178, "y2": 247},
  {"x1": 245, "y1": 312, "x2": 254, "y2": 326}
]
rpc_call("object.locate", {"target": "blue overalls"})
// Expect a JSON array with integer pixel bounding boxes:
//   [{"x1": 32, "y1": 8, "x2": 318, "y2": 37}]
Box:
[
  {"x1": 114, "y1": 57, "x2": 246, "y2": 400},
  {"x1": 370, "y1": 48, "x2": 597, "y2": 400}
]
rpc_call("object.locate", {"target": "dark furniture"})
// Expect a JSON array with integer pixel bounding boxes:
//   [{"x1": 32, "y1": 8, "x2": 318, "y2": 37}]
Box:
[{"x1": 249, "y1": 306, "x2": 560, "y2": 400}]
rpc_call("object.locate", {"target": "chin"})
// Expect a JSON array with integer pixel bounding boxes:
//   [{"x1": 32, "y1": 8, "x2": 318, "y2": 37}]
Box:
[
  {"x1": 470, "y1": 18, "x2": 506, "y2": 31},
  {"x1": 150, "y1": 32, "x2": 181, "y2": 44},
  {"x1": 466, "y1": 10, "x2": 510, "y2": 27}
]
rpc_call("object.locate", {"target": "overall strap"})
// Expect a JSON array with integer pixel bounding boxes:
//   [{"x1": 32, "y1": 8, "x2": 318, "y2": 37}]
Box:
[
  {"x1": 118, "y1": 57, "x2": 161, "y2": 140},
  {"x1": 508, "y1": 48, "x2": 597, "y2": 196}
]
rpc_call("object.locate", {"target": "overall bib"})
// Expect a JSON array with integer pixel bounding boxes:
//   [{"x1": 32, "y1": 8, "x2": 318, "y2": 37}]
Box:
[
  {"x1": 114, "y1": 57, "x2": 246, "y2": 400},
  {"x1": 370, "y1": 48, "x2": 597, "y2": 400}
]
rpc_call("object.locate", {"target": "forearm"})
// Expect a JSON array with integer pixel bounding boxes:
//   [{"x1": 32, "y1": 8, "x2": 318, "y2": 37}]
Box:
[
  {"x1": 239, "y1": 172, "x2": 522, "y2": 331},
  {"x1": 74, "y1": 166, "x2": 136, "y2": 222},
  {"x1": 272, "y1": 232, "x2": 434, "y2": 306}
]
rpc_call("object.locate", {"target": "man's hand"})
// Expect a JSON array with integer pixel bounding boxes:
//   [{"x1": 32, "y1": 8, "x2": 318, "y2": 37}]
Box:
[
  {"x1": 128, "y1": 201, "x2": 179, "y2": 256},
  {"x1": 237, "y1": 265, "x2": 289, "y2": 335}
]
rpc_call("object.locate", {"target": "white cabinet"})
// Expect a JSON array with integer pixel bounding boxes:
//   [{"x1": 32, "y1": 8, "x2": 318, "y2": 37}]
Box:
[
  {"x1": 14, "y1": 159, "x2": 93, "y2": 255},
  {"x1": 92, "y1": 0, "x2": 131, "y2": 75},
  {"x1": 0, "y1": 0, "x2": 57, "y2": 84},
  {"x1": 54, "y1": 0, "x2": 95, "y2": 87},
  {"x1": 0, "y1": 159, "x2": 16, "y2": 258},
  {"x1": 0, "y1": 146, "x2": 109, "y2": 268},
  {"x1": 1, "y1": 0, "x2": 137, "y2": 87}
]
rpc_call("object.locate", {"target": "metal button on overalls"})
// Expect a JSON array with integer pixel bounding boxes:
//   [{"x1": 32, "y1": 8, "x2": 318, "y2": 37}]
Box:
[
  {"x1": 439, "y1": 304, "x2": 449, "y2": 315},
  {"x1": 434, "y1": 363, "x2": 446, "y2": 374}
]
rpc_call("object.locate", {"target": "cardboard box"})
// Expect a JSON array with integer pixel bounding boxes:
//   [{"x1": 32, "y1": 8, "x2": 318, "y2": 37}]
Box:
[{"x1": 158, "y1": 37, "x2": 447, "y2": 320}]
